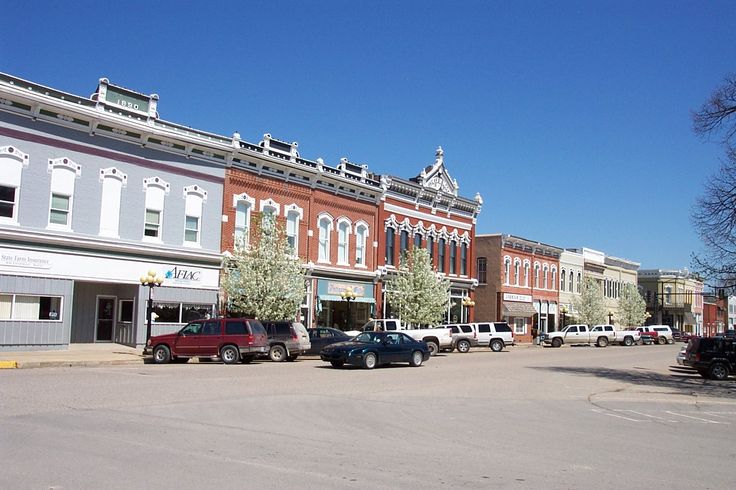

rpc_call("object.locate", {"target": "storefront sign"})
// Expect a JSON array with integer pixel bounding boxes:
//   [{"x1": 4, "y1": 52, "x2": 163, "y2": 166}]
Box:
[
  {"x1": 1, "y1": 253, "x2": 51, "y2": 269},
  {"x1": 503, "y1": 293, "x2": 532, "y2": 303},
  {"x1": 327, "y1": 281, "x2": 365, "y2": 297},
  {"x1": 164, "y1": 266, "x2": 202, "y2": 284}
]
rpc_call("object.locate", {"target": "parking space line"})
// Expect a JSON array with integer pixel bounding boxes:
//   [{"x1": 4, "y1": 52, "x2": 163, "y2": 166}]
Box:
[
  {"x1": 665, "y1": 411, "x2": 724, "y2": 424},
  {"x1": 591, "y1": 408, "x2": 642, "y2": 422},
  {"x1": 614, "y1": 410, "x2": 678, "y2": 423}
]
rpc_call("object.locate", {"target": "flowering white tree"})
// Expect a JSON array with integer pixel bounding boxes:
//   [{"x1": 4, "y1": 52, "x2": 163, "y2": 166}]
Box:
[
  {"x1": 385, "y1": 248, "x2": 450, "y2": 326},
  {"x1": 221, "y1": 214, "x2": 306, "y2": 320},
  {"x1": 572, "y1": 277, "x2": 607, "y2": 326},
  {"x1": 617, "y1": 283, "x2": 647, "y2": 328}
]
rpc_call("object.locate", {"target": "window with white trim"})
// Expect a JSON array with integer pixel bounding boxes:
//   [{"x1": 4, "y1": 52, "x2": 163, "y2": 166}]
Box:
[
  {"x1": 551, "y1": 267, "x2": 557, "y2": 291},
  {"x1": 233, "y1": 193, "x2": 255, "y2": 248},
  {"x1": 576, "y1": 272, "x2": 582, "y2": 293},
  {"x1": 534, "y1": 264, "x2": 540, "y2": 288},
  {"x1": 337, "y1": 218, "x2": 351, "y2": 265},
  {"x1": 0, "y1": 146, "x2": 29, "y2": 224},
  {"x1": 524, "y1": 261, "x2": 530, "y2": 287},
  {"x1": 143, "y1": 177, "x2": 170, "y2": 240},
  {"x1": 284, "y1": 204, "x2": 303, "y2": 253},
  {"x1": 477, "y1": 257, "x2": 487, "y2": 284},
  {"x1": 514, "y1": 259, "x2": 521, "y2": 286},
  {"x1": 449, "y1": 241, "x2": 457, "y2": 274},
  {"x1": 183, "y1": 185, "x2": 207, "y2": 246},
  {"x1": 48, "y1": 157, "x2": 81, "y2": 230},
  {"x1": 355, "y1": 222, "x2": 368, "y2": 266},
  {"x1": 460, "y1": 243, "x2": 467, "y2": 276},
  {"x1": 318, "y1": 214, "x2": 333, "y2": 263},
  {"x1": 0, "y1": 294, "x2": 62, "y2": 320},
  {"x1": 543, "y1": 265, "x2": 549, "y2": 289},
  {"x1": 99, "y1": 168, "x2": 127, "y2": 238},
  {"x1": 504, "y1": 257, "x2": 511, "y2": 285}
]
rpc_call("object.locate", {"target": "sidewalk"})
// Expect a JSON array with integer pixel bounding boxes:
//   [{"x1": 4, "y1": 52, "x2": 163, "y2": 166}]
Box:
[{"x1": 0, "y1": 343, "x2": 144, "y2": 369}]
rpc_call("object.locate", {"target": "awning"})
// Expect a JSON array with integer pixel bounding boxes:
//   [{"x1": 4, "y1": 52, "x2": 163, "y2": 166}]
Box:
[
  {"x1": 319, "y1": 294, "x2": 375, "y2": 304},
  {"x1": 684, "y1": 312, "x2": 697, "y2": 324},
  {"x1": 503, "y1": 302, "x2": 537, "y2": 317}
]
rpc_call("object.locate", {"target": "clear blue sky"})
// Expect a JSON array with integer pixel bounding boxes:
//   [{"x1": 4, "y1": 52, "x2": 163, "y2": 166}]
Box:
[{"x1": 2, "y1": 0, "x2": 734, "y2": 270}]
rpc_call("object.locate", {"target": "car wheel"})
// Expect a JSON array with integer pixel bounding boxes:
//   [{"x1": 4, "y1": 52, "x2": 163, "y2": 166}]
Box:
[
  {"x1": 667, "y1": 338, "x2": 674, "y2": 344},
  {"x1": 597, "y1": 337, "x2": 609, "y2": 348},
  {"x1": 153, "y1": 345, "x2": 171, "y2": 364},
  {"x1": 709, "y1": 363, "x2": 729, "y2": 381},
  {"x1": 240, "y1": 355, "x2": 255, "y2": 364},
  {"x1": 426, "y1": 341, "x2": 439, "y2": 357},
  {"x1": 623, "y1": 337, "x2": 634, "y2": 347},
  {"x1": 287, "y1": 355, "x2": 299, "y2": 362},
  {"x1": 220, "y1": 345, "x2": 240, "y2": 364},
  {"x1": 363, "y1": 352, "x2": 377, "y2": 369},
  {"x1": 409, "y1": 350, "x2": 424, "y2": 367},
  {"x1": 269, "y1": 345, "x2": 287, "y2": 362},
  {"x1": 490, "y1": 339, "x2": 504, "y2": 352},
  {"x1": 657, "y1": 336, "x2": 666, "y2": 345},
  {"x1": 551, "y1": 338, "x2": 562, "y2": 348},
  {"x1": 456, "y1": 339, "x2": 471, "y2": 353},
  {"x1": 330, "y1": 360, "x2": 344, "y2": 368}
]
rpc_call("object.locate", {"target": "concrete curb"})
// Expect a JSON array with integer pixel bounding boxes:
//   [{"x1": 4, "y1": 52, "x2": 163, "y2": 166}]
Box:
[
  {"x1": 15, "y1": 359, "x2": 146, "y2": 369},
  {"x1": 0, "y1": 360, "x2": 18, "y2": 369}
]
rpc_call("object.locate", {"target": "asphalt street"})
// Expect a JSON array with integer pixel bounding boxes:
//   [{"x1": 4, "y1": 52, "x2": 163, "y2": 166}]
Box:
[{"x1": 1, "y1": 343, "x2": 734, "y2": 489}]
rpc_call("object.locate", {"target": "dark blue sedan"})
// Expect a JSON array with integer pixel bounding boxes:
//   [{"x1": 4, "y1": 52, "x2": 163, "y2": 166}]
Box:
[{"x1": 320, "y1": 331, "x2": 430, "y2": 369}]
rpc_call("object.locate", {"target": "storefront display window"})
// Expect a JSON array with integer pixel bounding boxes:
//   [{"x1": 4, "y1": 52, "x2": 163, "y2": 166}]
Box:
[
  {"x1": 0, "y1": 294, "x2": 62, "y2": 320},
  {"x1": 152, "y1": 302, "x2": 214, "y2": 323}
]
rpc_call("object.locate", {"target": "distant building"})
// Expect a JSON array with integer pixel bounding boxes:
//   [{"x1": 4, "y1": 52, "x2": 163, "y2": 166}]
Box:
[{"x1": 637, "y1": 269, "x2": 704, "y2": 334}]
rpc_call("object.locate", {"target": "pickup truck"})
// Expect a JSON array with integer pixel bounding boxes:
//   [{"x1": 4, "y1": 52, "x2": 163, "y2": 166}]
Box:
[
  {"x1": 544, "y1": 324, "x2": 640, "y2": 348},
  {"x1": 348, "y1": 319, "x2": 453, "y2": 356}
]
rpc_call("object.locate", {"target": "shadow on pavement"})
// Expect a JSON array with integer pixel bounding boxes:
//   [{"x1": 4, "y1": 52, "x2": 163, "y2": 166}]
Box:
[{"x1": 531, "y1": 365, "x2": 736, "y2": 398}]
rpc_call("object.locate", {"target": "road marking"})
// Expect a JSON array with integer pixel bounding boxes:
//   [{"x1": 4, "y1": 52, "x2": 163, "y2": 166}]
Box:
[
  {"x1": 591, "y1": 408, "x2": 642, "y2": 422},
  {"x1": 614, "y1": 410, "x2": 678, "y2": 423},
  {"x1": 0, "y1": 360, "x2": 18, "y2": 369},
  {"x1": 665, "y1": 411, "x2": 724, "y2": 424}
]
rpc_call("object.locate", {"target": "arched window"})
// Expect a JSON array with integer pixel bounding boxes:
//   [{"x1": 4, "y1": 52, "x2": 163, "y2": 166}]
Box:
[
  {"x1": 400, "y1": 229, "x2": 409, "y2": 256},
  {"x1": 576, "y1": 272, "x2": 582, "y2": 293},
  {"x1": 318, "y1": 214, "x2": 333, "y2": 263},
  {"x1": 460, "y1": 243, "x2": 468, "y2": 276},
  {"x1": 183, "y1": 185, "x2": 207, "y2": 246},
  {"x1": 98, "y1": 168, "x2": 127, "y2": 238},
  {"x1": 514, "y1": 259, "x2": 521, "y2": 286},
  {"x1": 504, "y1": 257, "x2": 511, "y2": 285},
  {"x1": 337, "y1": 218, "x2": 351, "y2": 265},
  {"x1": 449, "y1": 241, "x2": 457, "y2": 274},
  {"x1": 284, "y1": 204, "x2": 303, "y2": 253},
  {"x1": 551, "y1": 267, "x2": 557, "y2": 291},
  {"x1": 144, "y1": 177, "x2": 170, "y2": 241},
  {"x1": 569, "y1": 270, "x2": 574, "y2": 293},
  {"x1": 542, "y1": 265, "x2": 549, "y2": 289},
  {"x1": 0, "y1": 146, "x2": 29, "y2": 225},
  {"x1": 385, "y1": 226, "x2": 396, "y2": 266},
  {"x1": 233, "y1": 193, "x2": 255, "y2": 248},
  {"x1": 48, "y1": 157, "x2": 81, "y2": 230},
  {"x1": 355, "y1": 222, "x2": 369, "y2": 267},
  {"x1": 534, "y1": 263, "x2": 540, "y2": 289},
  {"x1": 438, "y1": 238, "x2": 446, "y2": 273},
  {"x1": 561, "y1": 269, "x2": 566, "y2": 292},
  {"x1": 524, "y1": 261, "x2": 530, "y2": 287}
]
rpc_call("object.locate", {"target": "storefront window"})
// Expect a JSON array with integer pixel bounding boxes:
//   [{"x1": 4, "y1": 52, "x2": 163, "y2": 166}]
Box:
[
  {"x1": 152, "y1": 302, "x2": 214, "y2": 323},
  {"x1": 0, "y1": 294, "x2": 62, "y2": 320},
  {"x1": 514, "y1": 318, "x2": 526, "y2": 334}
]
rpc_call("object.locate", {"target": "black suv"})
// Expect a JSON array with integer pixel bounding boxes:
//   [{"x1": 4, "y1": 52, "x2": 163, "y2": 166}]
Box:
[{"x1": 684, "y1": 337, "x2": 736, "y2": 380}]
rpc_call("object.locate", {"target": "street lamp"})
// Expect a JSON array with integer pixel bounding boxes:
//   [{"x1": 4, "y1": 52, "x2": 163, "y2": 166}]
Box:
[
  {"x1": 462, "y1": 296, "x2": 475, "y2": 322},
  {"x1": 560, "y1": 305, "x2": 568, "y2": 330},
  {"x1": 608, "y1": 310, "x2": 614, "y2": 325},
  {"x1": 140, "y1": 270, "x2": 164, "y2": 340},
  {"x1": 341, "y1": 287, "x2": 357, "y2": 331}
]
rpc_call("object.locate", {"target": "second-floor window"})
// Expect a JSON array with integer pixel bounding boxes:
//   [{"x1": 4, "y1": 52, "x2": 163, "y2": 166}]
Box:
[
  {"x1": 449, "y1": 241, "x2": 457, "y2": 274},
  {"x1": 48, "y1": 157, "x2": 80, "y2": 230},
  {"x1": 461, "y1": 243, "x2": 467, "y2": 275},
  {"x1": 337, "y1": 220, "x2": 351, "y2": 265},
  {"x1": 184, "y1": 216, "x2": 199, "y2": 243},
  {"x1": 0, "y1": 146, "x2": 28, "y2": 225},
  {"x1": 400, "y1": 230, "x2": 409, "y2": 257},
  {"x1": 49, "y1": 193, "x2": 71, "y2": 226},
  {"x1": 144, "y1": 177, "x2": 169, "y2": 241},
  {"x1": 286, "y1": 210, "x2": 300, "y2": 252},
  {"x1": 514, "y1": 259, "x2": 520, "y2": 285},
  {"x1": 183, "y1": 185, "x2": 206, "y2": 246},
  {"x1": 99, "y1": 168, "x2": 127, "y2": 238},
  {"x1": 144, "y1": 209, "x2": 161, "y2": 238},
  {"x1": 438, "y1": 238, "x2": 446, "y2": 273},
  {"x1": 234, "y1": 200, "x2": 252, "y2": 247},
  {"x1": 427, "y1": 236, "x2": 434, "y2": 264},
  {"x1": 355, "y1": 223, "x2": 368, "y2": 266},
  {"x1": 477, "y1": 257, "x2": 487, "y2": 284},
  {"x1": 318, "y1": 215, "x2": 332, "y2": 262},
  {"x1": 385, "y1": 227, "x2": 396, "y2": 266}
]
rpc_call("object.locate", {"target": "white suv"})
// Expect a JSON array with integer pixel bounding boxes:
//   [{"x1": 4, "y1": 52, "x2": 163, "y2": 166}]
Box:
[
  {"x1": 649, "y1": 324, "x2": 675, "y2": 344},
  {"x1": 474, "y1": 322, "x2": 515, "y2": 352},
  {"x1": 442, "y1": 324, "x2": 478, "y2": 353}
]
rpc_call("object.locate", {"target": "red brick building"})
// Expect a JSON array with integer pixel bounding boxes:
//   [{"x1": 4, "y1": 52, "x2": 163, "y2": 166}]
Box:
[
  {"x1": 222, "y1": 134, "x2": 382, "y2": 330},
  {"x1": 375, "y1": 147, "x2": 482, "y2": 323},
  {"x1": 474, "y1": 234, "x2": 561, "y2": 343}
]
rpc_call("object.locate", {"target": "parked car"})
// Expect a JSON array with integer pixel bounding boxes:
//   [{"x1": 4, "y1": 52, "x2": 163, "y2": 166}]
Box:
[
  {"x1": 474, "y1": 322, "x2": 515, "y2": 351},
  {"x1": 306, "y1": 327, "x2": 351, "y2": 355},
  {"x1": 671, "y1": 328, "x2": 682, "y2": 342},
  {"x1": 684, "y1": 336, "x2": 736, "y2": 380},
  {"x1": 636, "y1": 325, "x2": 674, "y2": 344},
  {"x1": 320, "y1": 331, "x2": 430, "y2": 369},
  {"x1": 676, "y1": 344, "x2": 687, "y2": 366},
  {"x1": 261, "y1": 321, "x2": 311, "y2": 362},
  {"x1": 143, "y1": 317, "x2": 269, "y2": 364},
  {"x1": 681, "y1": 332, "x2": 701, "y2": 343},
  {"x1": 443, "y1": 324, "x2": 478, "y2": 353}
]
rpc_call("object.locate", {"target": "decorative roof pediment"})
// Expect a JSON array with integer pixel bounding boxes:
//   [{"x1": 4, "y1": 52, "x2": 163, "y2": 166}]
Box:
[{"x1": 412, "y1": 146, "x2": 459, "y2": 197}]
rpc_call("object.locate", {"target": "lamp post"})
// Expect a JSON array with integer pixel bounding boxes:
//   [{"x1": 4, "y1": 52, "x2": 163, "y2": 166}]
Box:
[
  {"x1": 462, "y1": 296, "x2": 475, "y2": 322},
  {"x1": 140, "y1": 270, "x2": 164, "y2": 340},
  {"x1": 560, "y1": 305, "x2": 568, "y2": 330},
  {"x1": 341, "y1": 287, "x2": 357, "y2": 331},
  {"x1": 608, "y1": 310, "x2": 614, "y2": 325}
]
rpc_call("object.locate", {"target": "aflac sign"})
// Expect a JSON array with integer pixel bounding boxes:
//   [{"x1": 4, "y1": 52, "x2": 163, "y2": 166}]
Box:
[{"x1": 165, "y1": 266, "x2": 201, "y2": 284}]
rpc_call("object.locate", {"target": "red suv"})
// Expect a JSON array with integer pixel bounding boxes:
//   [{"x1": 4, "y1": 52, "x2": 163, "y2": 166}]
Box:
[{"x1": 144, "y1": 318, "x2": 269, "y2": 364}]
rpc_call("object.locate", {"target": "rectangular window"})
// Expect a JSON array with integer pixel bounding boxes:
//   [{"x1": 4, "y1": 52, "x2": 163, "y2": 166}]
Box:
[
  {"x1": 477, "y1": 257, "x2": 487, "y2": 284},
  {"x1": 0, "y1": 294, "x2": 62, "y2": 320},
  {"x1": 400, "y1": 230, "x2": 409, "y2": 256},
  {"x1": 514, "y1": 318, "x2": 526, "y2": 334},
  {"x1": 438, "y1": 238, "x2": 446, "y2": 273},
  {"x1": 449, "y1": 241, "x2": 456, "y2": 274},
  {"x1": 0, "y1": 185, "x2": 16, "y2": 218},
  {"x1": 185, "y1": 215, "x2": 199, "y2": 243},
  {"x1": 144, "y1": 209, "x2": 161, "y2": 237},
  {"x1": 427, "y1": 236, "x2": 434, "y2": 264},
  {"x1": 356, "y1": 226, "x2": 366, "y2": 266},
  {"x1": 118, "y1": 300, "x2": 134, "y2": 322},
  {"x1": 414, "y1": 233, "x2": 422, "y2": 248},
  {"x1": 49, "y1": 193, "x2": 70, "y2": 225},
  {"x1": 386, "y1": 228, "x2": 395, "y2": 266},
  {"x1": 286, "y1": 213, "x2": 298, "y2": 251},
  {"x1": 151, "y1": 302, "x2": 214, "y2": 323}
]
